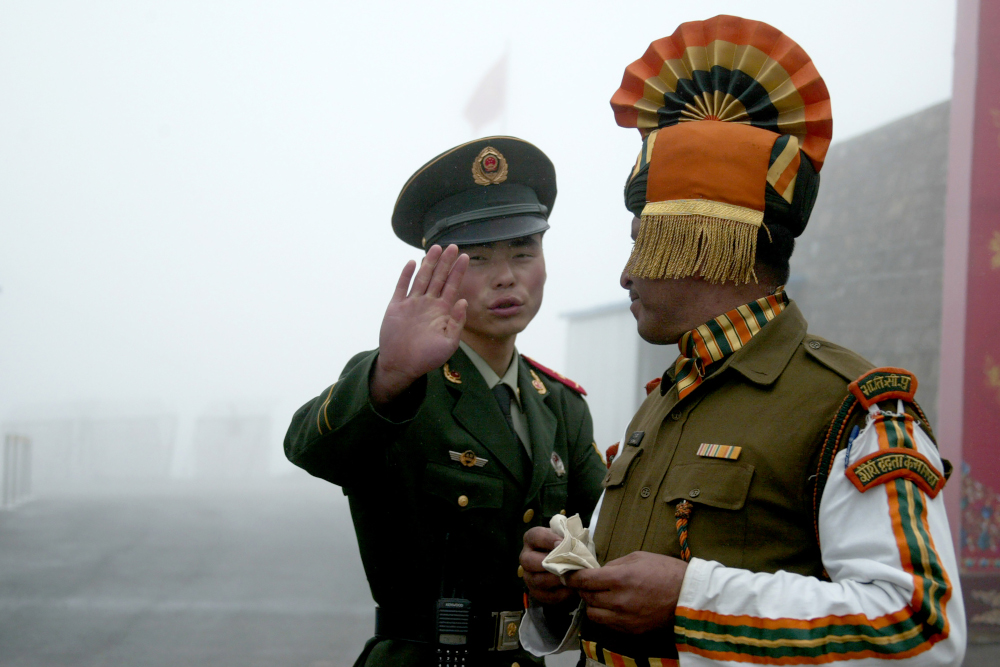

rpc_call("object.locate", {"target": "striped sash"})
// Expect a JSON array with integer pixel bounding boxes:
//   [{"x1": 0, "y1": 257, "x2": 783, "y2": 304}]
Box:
[
  {"x1": 582, "y1": 639, "x2": 679, "y2": 667},
  {"x1": 672, "y1": 287, "x2": 789, "y2": 399}
]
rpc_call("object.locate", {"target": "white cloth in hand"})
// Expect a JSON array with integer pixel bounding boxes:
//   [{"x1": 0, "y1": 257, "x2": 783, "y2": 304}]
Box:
[{"x1": 541, "y1": 513, "x2": 599, "y2": 577}]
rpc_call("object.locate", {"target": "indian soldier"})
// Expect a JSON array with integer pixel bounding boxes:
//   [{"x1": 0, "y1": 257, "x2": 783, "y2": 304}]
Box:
[{"x1": 519, "y1": 15, "x2": 966, "y2": 667}]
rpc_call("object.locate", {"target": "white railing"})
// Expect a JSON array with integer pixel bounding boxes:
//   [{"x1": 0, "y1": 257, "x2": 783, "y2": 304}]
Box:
[{"x1": 2, "y1": 434, "x2": 32, "y2": 509}]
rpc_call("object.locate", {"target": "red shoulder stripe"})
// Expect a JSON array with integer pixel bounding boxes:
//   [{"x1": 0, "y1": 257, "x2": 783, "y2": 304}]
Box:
[
  {"x1": 645, "y1": 377, "x2": 662, "y2": 395},
  {"x1": 522, "y1": 356, "x2": 587, "y2": 395}
]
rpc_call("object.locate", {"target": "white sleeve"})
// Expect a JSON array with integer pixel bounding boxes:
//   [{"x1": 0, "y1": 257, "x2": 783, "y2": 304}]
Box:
[
  {"x1": 520, "y1": 491, "x2": 606, "y2": 656},
  {"x1": 674, "y1": 405, "x2": 966, "y2": 667}
]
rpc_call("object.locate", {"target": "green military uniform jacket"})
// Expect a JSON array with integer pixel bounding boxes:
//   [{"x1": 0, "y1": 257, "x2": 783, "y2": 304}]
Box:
[
  {"x1": 285, "y1": 347, "x2": 606, "y2": 667},
  {"x1": 586, "y1": 301, "x2": 875, "y2": 660}
]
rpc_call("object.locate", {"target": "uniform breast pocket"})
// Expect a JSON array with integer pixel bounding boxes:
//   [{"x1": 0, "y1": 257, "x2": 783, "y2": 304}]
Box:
[
  {"x1": 659, "y1": 461, "x2": 754, "y2": 567},
  {"x1": 421, "y1": 461, "x2": 503, "y2": 512},
  {"x1": 541, "y1": 480, "x2": 568, "y2": 519}
]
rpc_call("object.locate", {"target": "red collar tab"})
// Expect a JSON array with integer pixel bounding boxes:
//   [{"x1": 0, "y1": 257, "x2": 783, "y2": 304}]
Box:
[{"x1": 523, "y1": 356, "x2": 587, "y2": 395}]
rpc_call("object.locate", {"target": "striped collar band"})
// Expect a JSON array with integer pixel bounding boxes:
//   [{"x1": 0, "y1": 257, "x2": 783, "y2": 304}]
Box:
[{"x1": 672, "y1": 287, "x2": 789, "y2": 399}]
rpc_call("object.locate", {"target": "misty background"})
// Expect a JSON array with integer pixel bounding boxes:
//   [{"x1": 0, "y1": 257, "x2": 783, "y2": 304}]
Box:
[
  {"x1": 0, "y1": 2, "x2": 974, "y2": 666},
  {"x1": 1, "y1": 1, "x2": 957, "y2": 476}
]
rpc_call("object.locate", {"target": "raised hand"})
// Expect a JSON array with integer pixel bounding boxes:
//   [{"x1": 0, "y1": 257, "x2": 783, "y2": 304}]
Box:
[{"x1": 370, "y1": 244, "x2": 470, "y2": 406}]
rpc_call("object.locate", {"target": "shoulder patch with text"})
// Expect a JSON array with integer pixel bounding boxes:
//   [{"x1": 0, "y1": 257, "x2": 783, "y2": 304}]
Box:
[
  {"x1": 847, "y1": 448, "x2": 945, "y2": 498},
  {"x1": 848, "y1": 367, "x2": 918, "y2": 409}
]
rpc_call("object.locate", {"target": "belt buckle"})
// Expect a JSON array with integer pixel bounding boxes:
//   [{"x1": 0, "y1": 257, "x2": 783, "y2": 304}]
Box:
[{"x1": 491, "y1": 609, "x2": 523, "y2": 651}]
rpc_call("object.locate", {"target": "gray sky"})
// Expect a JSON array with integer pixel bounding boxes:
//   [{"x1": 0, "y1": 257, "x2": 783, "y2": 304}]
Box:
[{"x1": 0, "y1": 1, "x2": 956, "y2": 467}]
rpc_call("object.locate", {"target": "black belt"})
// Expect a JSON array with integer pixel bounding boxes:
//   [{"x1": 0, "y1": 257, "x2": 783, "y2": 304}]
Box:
[{"x1": 375, "y1": 605, "x2": 524, "y2": 652}]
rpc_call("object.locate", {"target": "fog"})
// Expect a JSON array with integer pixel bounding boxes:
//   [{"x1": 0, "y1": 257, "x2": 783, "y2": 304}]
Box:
[
  {"x1": 0, "y1": 1, "x2": 964, "y2": 664},
  {"x1": 1, "y1": 0, "x2": 957, "y2": 476}
]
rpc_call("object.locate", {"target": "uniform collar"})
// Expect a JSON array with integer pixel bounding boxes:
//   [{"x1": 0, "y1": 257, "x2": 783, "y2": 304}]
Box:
[
  {"x1": 724, "y1": 299, "x2": 807, "y2": 386},
  {"x1": 458, "y1": 341, "x2": 521, "y2": 407},
  {"x1": 670, "y1": 288, "x2": 790, "y2": 398}
]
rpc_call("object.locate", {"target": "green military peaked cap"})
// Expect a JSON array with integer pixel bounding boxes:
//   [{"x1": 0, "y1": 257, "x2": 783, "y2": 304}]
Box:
[{"x1": 392, "y1": 136, "x2": 556, "y2": 249}]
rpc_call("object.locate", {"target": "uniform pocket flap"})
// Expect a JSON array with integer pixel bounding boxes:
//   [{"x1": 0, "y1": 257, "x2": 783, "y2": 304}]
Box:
[
  {"x1": 541, "y1": 480, "x2": 568, "y2": 517},
  {"x1": 422, "y1": 461, "x2": 503, "y2": 510},
  {"x1": 661, "y1": 461, "x2": 754, "y2": 510},
  {"x1": 603, "y1": 446, "x2": 643, "y2": 488}
]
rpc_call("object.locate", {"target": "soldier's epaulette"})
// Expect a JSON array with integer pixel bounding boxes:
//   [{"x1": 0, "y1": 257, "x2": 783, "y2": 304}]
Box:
[
  {"x1": 645, "y1": 377, "x2": 662, "y2": 396},
  {"x1": 523, "y1": 356, "x2": 586, "y2": 395},
  {"x1": 802, "y1": 335, "x2": 874, "y2": 383}
]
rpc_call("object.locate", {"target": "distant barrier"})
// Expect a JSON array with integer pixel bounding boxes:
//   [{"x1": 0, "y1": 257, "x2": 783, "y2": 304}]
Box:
[{"x1": 2, "y1": 434, "x2": 32, "y2": 509}]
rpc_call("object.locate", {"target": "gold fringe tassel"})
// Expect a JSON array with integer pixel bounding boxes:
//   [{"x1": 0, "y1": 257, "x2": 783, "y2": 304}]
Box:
[{"x1": 627, "y1": 213, "x2": 767, "y2": 285}]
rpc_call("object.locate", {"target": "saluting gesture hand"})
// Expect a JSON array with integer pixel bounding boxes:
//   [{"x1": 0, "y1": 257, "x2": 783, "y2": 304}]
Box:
[{"x1": 370, "y1": 244, "x2": 470, "y2": 406}]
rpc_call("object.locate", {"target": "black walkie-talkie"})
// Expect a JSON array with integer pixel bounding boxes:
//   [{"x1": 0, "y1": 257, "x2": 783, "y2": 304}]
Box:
[
  {"x1": 436, "y1": 531, "x2": 472, "y2": 665},
  {"x1": 435, "y1": 597, "x2": 471, "y2": 666}
]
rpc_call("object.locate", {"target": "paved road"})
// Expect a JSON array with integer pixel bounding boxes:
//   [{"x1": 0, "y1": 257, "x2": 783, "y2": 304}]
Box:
[{"x1": 0, "y1": 474, "x2": 994, "y2": 666}]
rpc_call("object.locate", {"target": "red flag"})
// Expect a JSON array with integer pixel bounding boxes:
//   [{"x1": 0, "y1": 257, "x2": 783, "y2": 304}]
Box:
[{"x1": 464, "y1": 54, "x2": 507, "y2": 134}]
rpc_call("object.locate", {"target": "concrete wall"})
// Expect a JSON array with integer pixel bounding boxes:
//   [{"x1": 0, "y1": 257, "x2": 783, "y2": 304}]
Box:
[{"x1": 791, "y1": 101, "x2": 949, "y2": 426}]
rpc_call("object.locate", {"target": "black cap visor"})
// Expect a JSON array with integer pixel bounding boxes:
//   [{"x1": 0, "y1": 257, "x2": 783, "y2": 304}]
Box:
[{"x1": 431, "y1": 214, "x2": 549, "y2": 248}]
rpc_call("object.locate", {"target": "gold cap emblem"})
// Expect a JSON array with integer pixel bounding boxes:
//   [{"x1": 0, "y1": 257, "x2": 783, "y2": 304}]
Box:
[{"x1": 472, "y1": 146, "x2": 508, "y2": 186}]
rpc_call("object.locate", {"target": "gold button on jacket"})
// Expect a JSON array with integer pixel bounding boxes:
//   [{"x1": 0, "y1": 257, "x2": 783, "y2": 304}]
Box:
[{"x1": 285, "y1": 347, "x2": 606, "y2": 667}]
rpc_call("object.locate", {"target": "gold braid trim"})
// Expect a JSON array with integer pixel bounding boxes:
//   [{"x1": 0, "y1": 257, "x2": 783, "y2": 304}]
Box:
[{"x1": 627, "y1": 199, "x2": 766, "y2": 285}]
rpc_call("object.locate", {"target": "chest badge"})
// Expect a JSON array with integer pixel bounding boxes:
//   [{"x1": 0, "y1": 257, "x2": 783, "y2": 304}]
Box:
[
  {"x1": 550, "y1": 452, "x2": 566, "y2": 477},
  {"x1": 450, "y1": 450, "x2": 488, "y2": 468},
  {"x1": 696, "y1": 443, "x2": 742, "y2": 460},
  {"x1": 443, "y1": 364, "x2": 462, "y2": 384},
  {"x1": 529, "y1": 369, "x2": 547, "y2": 395}
]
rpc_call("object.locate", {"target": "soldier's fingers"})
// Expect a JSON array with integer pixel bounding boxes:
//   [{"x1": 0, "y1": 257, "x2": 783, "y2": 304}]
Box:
[
  {"x1": 519, "y1": 547, "x2": 549, "y2": 573},
  {"x1": 409, "y1": 245, "x2": 443, "y2": 296},
  {"x1": 578, "y1": 588, "x2": 619, "y2": 611},
  {"x1": 426, "y1": 244, "x2": 459, "y2": 298},
  {"x1": 565, "y1": 568, "x2": 613, "y2": 592},
  {"x1": 583, "y1": 605, "x2": 626, "y2": 630},
  {"x1": 440, "y1": 252, "x2": 469, "y2": 304},
  {"x1": 391, "y1": 260, "x2": 417, "y2": 303},
  {"x1": 523, "y1": 527, "x2": 563, "y2": 552},
  {"x1": 449, "y1": 299, "x2": 467, "y2": 331},
  {"x1": 523, "y1": 570, "x2": 564, "y2": 592}
]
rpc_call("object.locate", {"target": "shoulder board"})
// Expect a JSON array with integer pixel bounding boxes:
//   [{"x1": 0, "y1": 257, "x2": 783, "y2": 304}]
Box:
[
  {"x1": 848, "y1": 367, "x2": 918, "y2": 410},
  {"x1": 645, "y1": 377, "x2": 662, "y2": 396},
  {"x1": 802, "y1": 335, "x2": 874, "y2": 383},
  {"x1": 522, "y1": 356, "x2": 587, "y2": 395}
]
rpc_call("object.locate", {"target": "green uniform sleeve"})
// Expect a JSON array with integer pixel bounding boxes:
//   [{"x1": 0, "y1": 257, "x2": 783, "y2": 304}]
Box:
[{"x1": 283, "y1": 350, "x2": 427, "y2": 487}]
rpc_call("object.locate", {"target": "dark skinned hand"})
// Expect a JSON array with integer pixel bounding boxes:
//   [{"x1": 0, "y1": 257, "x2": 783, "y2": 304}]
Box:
[
  {"x1": 520, "y1": 526, "x2": 578, "y2": 607},
  {"x1": 566, "y1": 551, "x2": 687, "y2": 635}
]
